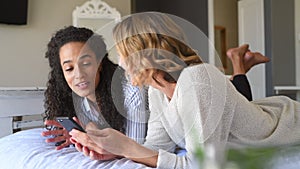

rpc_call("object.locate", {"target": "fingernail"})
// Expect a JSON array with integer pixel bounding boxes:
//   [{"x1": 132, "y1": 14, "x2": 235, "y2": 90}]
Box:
[{"x1": 70, "y1": 138, "x2": 76, "y2": 143}]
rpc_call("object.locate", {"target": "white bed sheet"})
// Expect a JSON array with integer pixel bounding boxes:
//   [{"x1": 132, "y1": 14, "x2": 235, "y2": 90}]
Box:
[
  {"x1": 1, "y1": 128, "x2": 300, "y2": 169},
  {"x1": 0, "y1": 128, "x2": 154, "y2": 169}
]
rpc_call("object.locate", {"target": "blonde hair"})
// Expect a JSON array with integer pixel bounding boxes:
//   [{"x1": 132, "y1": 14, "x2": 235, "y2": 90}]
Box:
[{"x1": 113, "y1": 12, "x2": 202, "y2": 86}]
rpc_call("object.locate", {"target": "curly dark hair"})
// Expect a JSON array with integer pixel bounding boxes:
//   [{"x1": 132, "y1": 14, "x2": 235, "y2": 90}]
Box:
[{"x1": 44, "y1": 26, "x2": 126, "y2": 133}]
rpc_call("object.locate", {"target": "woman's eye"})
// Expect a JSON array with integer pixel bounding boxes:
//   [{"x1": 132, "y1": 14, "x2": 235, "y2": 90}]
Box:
[
  {"x1": 65, "y1": 67, "x2": 73, "y2": 72},
  {"x1": 83, "y1": 62, "x2": 91, "y2": 66}
]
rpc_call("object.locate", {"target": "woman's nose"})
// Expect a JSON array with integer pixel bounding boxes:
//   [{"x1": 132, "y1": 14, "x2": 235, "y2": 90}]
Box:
[{"x1": 74, "y1": 66, "x2": 84, "y2": 79}]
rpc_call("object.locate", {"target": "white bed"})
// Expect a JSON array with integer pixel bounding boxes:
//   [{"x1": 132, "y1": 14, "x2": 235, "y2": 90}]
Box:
[
  {"x1": 0, "y1": 87, "x2": 152, "y2": 168},
  {"x1": 2, "y1": 128, "x2": 300, "y2": 169},
  {"x1": 1, "y1": 88, "x2": 300, "y2": 169},
  {"x1": 0, "y1": 87, "x2": 45, "y2": 138},
  {"x1": 0, "y1": 128, "x2": 154, "y2": 169}
]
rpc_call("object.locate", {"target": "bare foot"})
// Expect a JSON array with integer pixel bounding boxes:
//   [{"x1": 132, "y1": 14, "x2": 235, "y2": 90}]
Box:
[
  {"x1": 226, "y1": 44, "x2": 249, "y2": 60},
  {"x1": 226, "y1": 44, "x2": 249, "y2": 78},
  {"x1": 244, "y1": 51, "x2": 270, "y2": 72}
]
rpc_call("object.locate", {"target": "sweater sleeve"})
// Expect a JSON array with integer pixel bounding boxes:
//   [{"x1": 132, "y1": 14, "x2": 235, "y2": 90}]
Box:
[
  {"x1": 143, "y1": 87, "x2": 177, "y2": 153},
  {"x1": 148, "y1": 78, "x2": 205, "y2": 168},
  {"x1": 156, "y1": 149, "x2": 195, "y2": 169}
]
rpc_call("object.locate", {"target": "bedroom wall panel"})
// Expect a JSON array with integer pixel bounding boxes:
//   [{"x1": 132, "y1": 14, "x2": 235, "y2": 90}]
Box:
[
  {"x1": 296, "y1": 0, "x2": 300, "y2": 100},
  {"x1": 238, "y1": 0, "x2": 266, "y2": 100}
]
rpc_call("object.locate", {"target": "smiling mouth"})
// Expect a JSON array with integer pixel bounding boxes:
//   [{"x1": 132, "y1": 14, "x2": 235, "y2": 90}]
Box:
[{"x1": 76, "y1": 82, "x2": 89, "y2": 89}]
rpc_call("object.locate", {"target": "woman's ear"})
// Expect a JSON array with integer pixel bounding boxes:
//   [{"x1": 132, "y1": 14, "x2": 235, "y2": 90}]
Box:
[
  {"x1": 151, "y1": 71, "x2": 165, "y2": 88},
  {"x1": 152, "y1": 70, "x2": 177, "y2": 88}
]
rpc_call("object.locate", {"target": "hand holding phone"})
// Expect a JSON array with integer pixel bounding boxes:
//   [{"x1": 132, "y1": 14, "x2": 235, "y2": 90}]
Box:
[{"x1": 56, "y1": 117, "x2": 86, "y2": 133}]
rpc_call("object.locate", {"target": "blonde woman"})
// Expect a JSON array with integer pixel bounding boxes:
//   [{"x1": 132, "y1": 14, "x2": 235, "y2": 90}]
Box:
[{"x1": 70, "y1": 12, "x2": 300, "y2": 168}]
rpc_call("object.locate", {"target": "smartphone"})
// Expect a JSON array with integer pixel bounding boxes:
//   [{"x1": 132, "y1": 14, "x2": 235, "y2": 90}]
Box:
[{"x1": 56, "y1": 117, "x2": 86, "y2": 133}]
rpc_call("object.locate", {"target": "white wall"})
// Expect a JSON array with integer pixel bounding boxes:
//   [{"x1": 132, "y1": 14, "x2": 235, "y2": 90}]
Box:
[{"x1": 0, "y1": 0, "x2": 130, "y2": 87}]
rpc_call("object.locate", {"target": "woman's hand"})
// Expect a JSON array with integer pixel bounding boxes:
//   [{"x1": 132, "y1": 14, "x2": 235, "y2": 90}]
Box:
[
  {"x1": 71, "y1": 122, "x2": 133, "y2": 157},
  {"x1": 69, "y1": 123, "x2": 118, "y2": 161},
  {"x1": 71, "y1": 122, "x2": 158, "y2": 167},
  {"x1": 41, "y1": 119, "x2": 72, "y2": 150},
  {"x1": 71, "y1": 139, "x2": 118, "y2": 160}
]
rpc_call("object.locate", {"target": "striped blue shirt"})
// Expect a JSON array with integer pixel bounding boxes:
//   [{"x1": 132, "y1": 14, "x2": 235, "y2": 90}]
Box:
[{"x1": 123, "y1": 83, "x2": 149, "y2": 144}]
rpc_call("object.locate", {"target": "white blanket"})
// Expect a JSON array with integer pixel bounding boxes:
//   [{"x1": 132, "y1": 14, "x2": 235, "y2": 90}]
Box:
[{"x1": 0, "y1": 128, "x2": 154, "y2": 169}]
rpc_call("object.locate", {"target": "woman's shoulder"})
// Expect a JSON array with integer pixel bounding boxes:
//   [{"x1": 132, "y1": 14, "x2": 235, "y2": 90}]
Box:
[
  {"x1": 183, "y1": 63, "x2": 220, "y2": 74},
  {"x1": 179, "y1": 63, "x2": 223, "y2": 82}
]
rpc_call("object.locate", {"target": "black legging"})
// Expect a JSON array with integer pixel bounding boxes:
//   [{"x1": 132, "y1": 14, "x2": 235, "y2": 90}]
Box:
[{"x1": 231, "y1": 74, "x2": 253, "y2": 101}]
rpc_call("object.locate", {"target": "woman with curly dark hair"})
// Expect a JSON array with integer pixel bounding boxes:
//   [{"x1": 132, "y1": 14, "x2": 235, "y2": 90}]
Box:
[{"x1": 41, "y1": 26, "x2": 148, "y2": 153}]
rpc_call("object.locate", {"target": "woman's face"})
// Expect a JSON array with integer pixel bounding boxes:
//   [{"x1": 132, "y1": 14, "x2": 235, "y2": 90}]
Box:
[
  {"x1": 59, "y1": 42, "x2": 100, "y2": 102},
  {"x1": 119, "y1": 54, "x2": 176, "y2": 99}
]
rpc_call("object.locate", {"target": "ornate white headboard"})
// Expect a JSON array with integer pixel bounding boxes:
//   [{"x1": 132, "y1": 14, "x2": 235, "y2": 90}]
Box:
[
  {"x1": 72, "y1": 0, "x2": 121, "y2": 32},
  {"x1": 72, "y1": 0, "x2": 121, "y2": 63}
]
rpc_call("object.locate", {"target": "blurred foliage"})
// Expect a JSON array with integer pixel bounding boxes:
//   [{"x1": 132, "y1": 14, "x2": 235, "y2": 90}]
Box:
[
  {"x1": 226, "y1": 146, "x2": 278, "y2": 169},
  {"x1": 194, "y1": 144, "x2": 300, "y2": 169}
]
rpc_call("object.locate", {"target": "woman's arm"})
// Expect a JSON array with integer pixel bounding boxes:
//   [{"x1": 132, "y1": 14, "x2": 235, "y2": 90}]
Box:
[
  {"x1": 113, "y1": 135, "x2": 159, "y2": 168},
  {"x1": 70, "y1": 125, "x2": 159, "y2": 168},
  {"x1": 127, "y1": 146, "x2": 158, "y2": 168}
]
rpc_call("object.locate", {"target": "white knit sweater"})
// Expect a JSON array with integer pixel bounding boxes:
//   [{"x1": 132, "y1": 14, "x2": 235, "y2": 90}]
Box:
[{"x1": 143, "y1": 63, "x2": 300, "y2": 169}]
